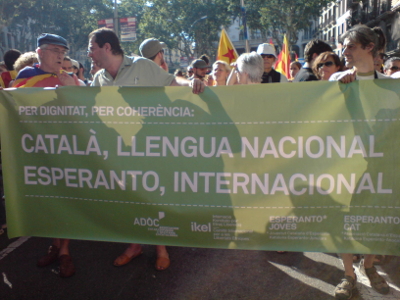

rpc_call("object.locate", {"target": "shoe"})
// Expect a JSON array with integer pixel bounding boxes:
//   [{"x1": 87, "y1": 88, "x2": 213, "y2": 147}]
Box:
[
  {"x1": 334, "y1": 275, "x2": 357, "y2": 300},
  {"x1": 359, "y1": 259, "x2": 389, "y2": 294},
  {"x1": 155, "y1": 257, "x2": 170, "y2": 271},
  {"x1": 113, "y1": 251, "x2": 143, "y2": 267},
  {"x1": 37, "y1": 245, "x2": 59, "y2": 267},
  {"x1": 59, "y1": 255, "x2": 75, "y2": 278}
]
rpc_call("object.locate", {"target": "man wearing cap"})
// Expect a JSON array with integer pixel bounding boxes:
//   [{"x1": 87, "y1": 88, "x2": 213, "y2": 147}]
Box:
[
  {"x1": 13, "y1": 33, "x2": 79, "y2": 88},
  {"x1": 12, "y1": 33, "x2": 78, "y2": 278},
  {"x1": 256, "y1": 43, "x2": 288, "y2": 84},
  {"x1": 190, "y1": 59, "x2": 210, "y2": 84},
  {"x1": 139, "y1": 37, "x2": 169, "y2": 72},
  {"x1": 88, "y1": 28, "x2": 204, "y2": 94},
  {"x1": 292, "y1": 39, "x2": 332, "y2": 82}
]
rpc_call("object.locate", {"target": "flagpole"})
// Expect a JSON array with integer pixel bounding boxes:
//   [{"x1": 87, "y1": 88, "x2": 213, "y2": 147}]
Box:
[{"x1": 240, "y1": 0, "x2": 250, "y2": 53}]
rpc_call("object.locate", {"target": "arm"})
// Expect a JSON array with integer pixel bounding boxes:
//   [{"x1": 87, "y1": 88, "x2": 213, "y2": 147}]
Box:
[
  {"x1": 170, "y1": 76, "x2": 205, "y2": 95},
  {"x1": 226, "y1": 67, "x2": 239, "y2": 85}
]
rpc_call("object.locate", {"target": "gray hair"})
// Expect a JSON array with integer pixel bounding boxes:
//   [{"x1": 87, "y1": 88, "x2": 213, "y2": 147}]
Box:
[
  {"x1": 236, "y1": 52, "x2": 264, "y2": 83},
  {"x1": 383, "y1": 57, "x2": 400, "y2": 70}
]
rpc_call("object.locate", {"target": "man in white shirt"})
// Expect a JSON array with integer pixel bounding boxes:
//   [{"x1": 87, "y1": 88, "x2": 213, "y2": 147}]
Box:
[{"x1": 330, "y1": 24, "x2": 390, "y2": 300}]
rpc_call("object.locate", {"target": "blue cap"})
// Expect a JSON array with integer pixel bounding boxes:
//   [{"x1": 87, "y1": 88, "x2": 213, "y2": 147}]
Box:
[{"x1": 37, "y1": 33, "x2": 69, "y2": 50}]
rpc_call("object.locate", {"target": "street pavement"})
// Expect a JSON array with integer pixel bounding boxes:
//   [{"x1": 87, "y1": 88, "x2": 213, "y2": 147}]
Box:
[{"x1": 0, "y1": 231, "x2": 399, "y2": 300}]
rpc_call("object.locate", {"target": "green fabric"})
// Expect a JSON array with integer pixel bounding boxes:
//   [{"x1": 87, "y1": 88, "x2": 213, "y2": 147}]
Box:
[{"x1": 0, "y1": 80, "x2": 399, "y2": 255}]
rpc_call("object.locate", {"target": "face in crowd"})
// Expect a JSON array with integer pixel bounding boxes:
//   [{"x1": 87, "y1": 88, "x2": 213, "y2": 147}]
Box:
[
  {"x1": 87, "y1": 36, "x2": 106, "y2": 69},
  {"x1": 62, "y1": 59, "x2": 73, "y2": 72},
  {"x1": 384, "y1": 60, "x2": 400, "y2": 76},
  {"x1": 342, "y1": 38, "x2": 374, "y2": 69},
  {"x1": 261, "y1": 54, "x2": 276, "y2": 72},
  {"x1": 316, "y1": 56, "x2": 341, "y2": 81},
  {"x1": 289, "y1": 63, "x2": 300, "y2": 79},
  {"x1": 212, "y1": 63, "x2": 229, "y2": 83},
  {"x1": 193, "y1": 67, "x2": 208, "y2": 79},
  {"x1": 38, "y1": 44, "x2": 68, "y2": 73}
]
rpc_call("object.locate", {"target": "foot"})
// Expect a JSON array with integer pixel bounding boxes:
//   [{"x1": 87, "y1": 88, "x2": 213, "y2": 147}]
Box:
[
  {"x1": 37, "y1": 245, "x2": 59, "y2": 267},
  {"x1": 360, "y1": 260, "x2": 389, "y2": 294},
  {"x1": 373, "y1": 255, "x2": 385, "y2": 265},
  {"x1": 334, "y1": 275, "x2": 357, "y2": 300},
  {"x1": 155, "y1": 256, "x2": 170, "y2": 271},
  {"x1": 113, "y1": 246, "x2": 143, "y2": 267},
  {"x1": 59, "y1": 255, "x2": 75, "y2": 278}
]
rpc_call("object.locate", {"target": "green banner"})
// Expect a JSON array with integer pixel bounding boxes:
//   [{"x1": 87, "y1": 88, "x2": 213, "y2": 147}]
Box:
[{"x1": 0, "y1": 81, "x2": 399, "y2": 255}]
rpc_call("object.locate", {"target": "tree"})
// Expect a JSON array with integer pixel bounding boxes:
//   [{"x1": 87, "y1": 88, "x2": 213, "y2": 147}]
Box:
[
  {"x1": 228, "y1": 0, "x2": 331, "y2": 50},
  {"x1": 8, "y1": 0, "x2": 113, "y2": 53},
  {"x1": 127, "y1": 0, "x2": 233, "y2": 60}
]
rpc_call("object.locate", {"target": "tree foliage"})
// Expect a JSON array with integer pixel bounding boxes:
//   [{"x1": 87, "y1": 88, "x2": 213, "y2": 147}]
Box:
[
  {"x1": 228, "y1": 0, "x2": 330, "y2": 49},
  {"x1": 125, "y1": 0, "x2": 233, "y2": 60},
  {"x1": 7, "y1": 0, "x2": 113, "y2": 53}
]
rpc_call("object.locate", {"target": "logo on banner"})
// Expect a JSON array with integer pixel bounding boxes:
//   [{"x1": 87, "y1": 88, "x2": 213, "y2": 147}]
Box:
[
  {"x1": 191, "y1": 222, "x2": 212, "y2": 232},
  {"x1": 134, "y1": 212, "x2": 165, "y2": 227}
]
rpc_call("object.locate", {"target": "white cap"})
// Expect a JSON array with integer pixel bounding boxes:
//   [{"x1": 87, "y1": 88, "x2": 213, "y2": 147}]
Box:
[{"x1": 256, "y1": 43, "x2": 276, "y2": 57}]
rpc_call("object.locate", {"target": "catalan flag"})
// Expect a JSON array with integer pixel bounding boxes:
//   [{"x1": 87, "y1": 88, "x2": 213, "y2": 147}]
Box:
[
  {"x1": 217, "y1": 28, "x2": 239, "y2": 64},
  {"x1": 275, "y1": 34, "x2": 291, "y2": 78}
]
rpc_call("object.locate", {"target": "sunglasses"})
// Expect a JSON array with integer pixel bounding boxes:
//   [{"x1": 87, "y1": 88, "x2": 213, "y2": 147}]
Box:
[
  {"x1": 261, "y1": 54, "x2": 275, "y2": 59},
  {"x1": 390, "y1": 66, "x2": 400, "y2": 71},
  {"x1": 317, "y1": 61, "x2": 335, "y2": 69}
]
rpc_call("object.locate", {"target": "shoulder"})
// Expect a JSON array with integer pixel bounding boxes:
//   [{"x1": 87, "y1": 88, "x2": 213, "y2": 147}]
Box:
[
  {"x1": 329, "y1": 69, "x2": 354, "y2": 81},
  {"x1": 293, "y1": 68, "x2": 317, "y2": 82},
  {"x1": 16, "y1": 66, "x2": 37, "y2": 79},
  {"x1": 391, "y1": 72, "x2": 400, "y2": 79},
  {"x1": 126, "y1": 56, "x2": 153, "y2": 66},
  {"x1": 376, "y1": 72, "x2": 391, "y2": 79},
  {"x1": 279, "y1": 73, "x2": 288, "y2": 82}
]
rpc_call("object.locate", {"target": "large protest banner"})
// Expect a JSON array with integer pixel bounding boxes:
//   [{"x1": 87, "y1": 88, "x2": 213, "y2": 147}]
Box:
[{"x1": 0, "y1": 80, "x2": 399, "y2": 255}]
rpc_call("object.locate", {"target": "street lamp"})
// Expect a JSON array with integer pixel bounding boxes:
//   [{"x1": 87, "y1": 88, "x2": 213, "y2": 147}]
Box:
[
  {"x1": 191, "y1": 15, "x2": 208, "y2": 28},
  {"x1": 241, "y1": 0, "x2": 250, "y2": 53},
  {"x1": 114, "y1": 0, "x2": 119, "y2": 38}
]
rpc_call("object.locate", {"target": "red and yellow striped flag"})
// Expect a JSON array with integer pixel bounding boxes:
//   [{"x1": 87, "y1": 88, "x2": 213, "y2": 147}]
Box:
[
  {"x1": 217, "y1": 28, "x2": 239, "y2": 64},
  {"x1": 275, "y1": 34, "x2": 291, "y2": 78}
]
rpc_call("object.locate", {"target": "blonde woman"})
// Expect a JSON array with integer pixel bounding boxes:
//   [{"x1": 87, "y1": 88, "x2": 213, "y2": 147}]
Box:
[{"x1": 211, "y1": 60, "x2": 231, "y2": 86}]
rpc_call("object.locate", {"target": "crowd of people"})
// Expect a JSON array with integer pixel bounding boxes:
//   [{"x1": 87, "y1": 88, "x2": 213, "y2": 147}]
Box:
[{"x1": 0, "y1": 24, "x2": 398, "y2": 299}]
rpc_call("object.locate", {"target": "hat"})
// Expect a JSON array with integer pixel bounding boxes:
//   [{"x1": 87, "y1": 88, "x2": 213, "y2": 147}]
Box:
[
  {"x1": 139, "y1": 38, "x2": 166, "y2": 58},
  {"x1": 256, "y1": 43, "x2": 276, "y2": 57},
  {"x1": 70, "y1": 59, "x2": 79, "y2": 69},
  {"x1": 37, "y1": 33, "x2": 69, "y2": 50},
  {"x1": 192, "y1": 59, "x2": 208, "y2": 69}
]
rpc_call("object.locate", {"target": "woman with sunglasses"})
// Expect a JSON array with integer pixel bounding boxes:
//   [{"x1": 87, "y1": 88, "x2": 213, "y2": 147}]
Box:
[{"x1": 312, "y1": 51, "x2": 343, "y2": 80}]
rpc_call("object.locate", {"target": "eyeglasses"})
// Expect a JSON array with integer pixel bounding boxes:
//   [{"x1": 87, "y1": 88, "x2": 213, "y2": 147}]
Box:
[
  {"x1": 389, "y1": 66, "x2": 400, "y2": 71},
  {"x1": 261, "y1": 54, "x2": 275, "y2": 59},
  {"x1": 317, "y1": 61, "x2": 335, "y2": 69},
  {"x1": 44, "y1": 48, "x2": 68, "y2": 56},
  {"x1": 87, "y1": 47, "x2": 100, "y2": 54}
]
